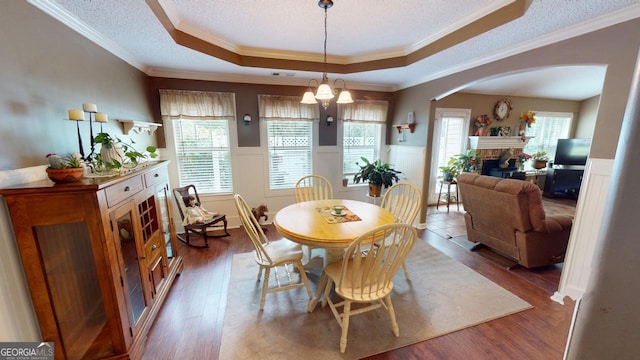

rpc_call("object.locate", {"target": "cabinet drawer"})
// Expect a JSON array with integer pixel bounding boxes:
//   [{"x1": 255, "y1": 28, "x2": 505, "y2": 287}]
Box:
[
  {"x1": 144, "y1": 234, "x2": 164, "y2": 266},
  {"x1": 144, "y1": 168, "x2": 168, "y2": 188},
  {"x1": 105, "y1": 175, "x2": 144, "y2": 208}
]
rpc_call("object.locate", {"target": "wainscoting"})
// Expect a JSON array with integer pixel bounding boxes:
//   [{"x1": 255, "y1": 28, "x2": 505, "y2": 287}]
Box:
[{"x1": 551, "y1": 158, "x2": 614, "y2": 304}]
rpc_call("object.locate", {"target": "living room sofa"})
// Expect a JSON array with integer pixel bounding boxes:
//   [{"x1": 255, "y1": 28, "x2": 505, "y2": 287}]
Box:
[{"x1": 457, "y1": 172, "x2": 572, "y2": 268}]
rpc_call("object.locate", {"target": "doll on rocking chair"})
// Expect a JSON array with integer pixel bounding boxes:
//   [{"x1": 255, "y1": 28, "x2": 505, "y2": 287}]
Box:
[{"x1": 182, "y1": 195, "x2": 220, "y2": 226}]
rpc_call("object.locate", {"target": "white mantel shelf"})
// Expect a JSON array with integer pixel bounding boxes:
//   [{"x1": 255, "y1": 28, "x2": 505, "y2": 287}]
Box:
[
  {"x1": 469, "y1": 136, "x2": 533, "y2": 150},
  {"x1": 117, "y1": 120, "x2": 162, "y2": 135}
]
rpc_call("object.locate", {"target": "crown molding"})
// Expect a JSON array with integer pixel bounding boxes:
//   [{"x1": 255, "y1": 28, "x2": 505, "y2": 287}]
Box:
[
  {"x1": 402, "y1": 4, "x2": 640, "y2": 92},
  {"x1": 146, "y1": 68, "x2": 396, "y2": 92},
  {"x1": 27, "y1": 0, "x2": 146, "y2": 72}
]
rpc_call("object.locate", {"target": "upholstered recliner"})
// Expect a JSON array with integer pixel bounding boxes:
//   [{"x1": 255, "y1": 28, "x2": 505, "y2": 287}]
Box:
[{"x1": 457, "y1": 173, "x2": 572, "y2": 268}]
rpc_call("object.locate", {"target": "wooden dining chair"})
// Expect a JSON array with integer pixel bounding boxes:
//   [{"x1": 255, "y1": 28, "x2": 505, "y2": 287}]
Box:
[
  {"x1": 313, "y1": 223, "x2": 417, "y2": 353},
  {"x1": 294, "y1": 175, "x2": 334, "y2": 263},
  {"x1": 379, "y1": 182, "x2": 422, "y2": 280},
  {"x1": 234, "y1": 194, "x2": 313, "y2": 310},
  {"x1": 294, "y1": 175, "x2": 333, "y2": 202},
  {"x1": 173, "y1": 185, "x2": 229, "y2": 248}
]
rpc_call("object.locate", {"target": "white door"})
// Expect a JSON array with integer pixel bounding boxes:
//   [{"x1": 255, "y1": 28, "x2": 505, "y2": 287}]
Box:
[{"x1": 429, "y1": 108, "x2": 471, "y2": 204}]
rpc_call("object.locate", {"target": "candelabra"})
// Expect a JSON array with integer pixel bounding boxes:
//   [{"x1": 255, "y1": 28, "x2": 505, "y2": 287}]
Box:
[
  {"x1": 67, "y1": 109, "x2": 85, "y2": 159},
  {"x1": 67, "y1": 103, "x2": 108, "y2": 161}
]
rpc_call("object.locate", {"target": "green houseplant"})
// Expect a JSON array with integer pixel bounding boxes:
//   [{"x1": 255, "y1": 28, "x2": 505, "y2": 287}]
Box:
[
  {"x1": 46, "y1": 153, "x2": 85, "y2": 183},
  {"x1": 531, "y1": 150, "x2": 548, "y2": 169},
  {"x1": 440, "y1": 149, "x2": 479, "y2": 181},
  {"x1": 93, "y1": 132, "x2": 158, "y2": 173},
  {"x1": 353, "y1": 157, "x2": 401, "y2": 197},
  {"x1": 439, "y1": 163, "x2": 459, "y2": 182}
]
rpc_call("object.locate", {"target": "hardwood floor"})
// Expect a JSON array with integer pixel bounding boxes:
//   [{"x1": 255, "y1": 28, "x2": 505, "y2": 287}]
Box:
[{"x1": 141, "y1": 202, "x2": 576, "y2": 360}]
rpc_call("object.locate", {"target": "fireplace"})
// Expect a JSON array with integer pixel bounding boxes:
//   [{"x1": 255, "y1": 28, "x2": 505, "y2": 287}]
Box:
[{"x1": 469, "y1": 136, "x2": 531, "y2": 179}]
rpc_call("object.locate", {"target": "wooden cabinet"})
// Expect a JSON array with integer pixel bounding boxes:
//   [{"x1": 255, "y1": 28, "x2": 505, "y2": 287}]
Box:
[
  {"x1": 0, "y1": 161, "x2": 182, "y2": 360},
  {"x1": 543, "y1": 167, "x2": 584, "y2": 198}
]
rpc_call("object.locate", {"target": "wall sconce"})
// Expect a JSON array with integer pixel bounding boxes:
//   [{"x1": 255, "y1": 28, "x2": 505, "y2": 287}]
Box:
[
  {"x1": 243, "y1": 114, "x2": 251, "y2": 125},
  {"x1": 326, "y1": 116, "x2": 334, "y2": 126}
]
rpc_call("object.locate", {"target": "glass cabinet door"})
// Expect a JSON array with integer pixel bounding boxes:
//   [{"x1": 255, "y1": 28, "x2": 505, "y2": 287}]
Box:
[
  {"x1": 35, "y1": 222, "x2": 116, "y2": 360},
  {"x1": 155, "y1": 183, "x2": 177, "y2": 264},
  {"x1": 114, "y1": 208, "x2": 149, "y2": 331}
]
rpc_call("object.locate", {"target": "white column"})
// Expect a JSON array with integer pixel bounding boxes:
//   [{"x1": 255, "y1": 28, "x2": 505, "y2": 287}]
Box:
[{"x1": 565, "y1": 48, "x2": 640, "y2": 359}]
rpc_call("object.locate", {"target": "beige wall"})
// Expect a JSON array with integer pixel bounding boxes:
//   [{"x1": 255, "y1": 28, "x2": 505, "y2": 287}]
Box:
[
  {"x1": 576, "y1": 96, "x2": 600, "y2": 139},
  {"x1": 0, "y1": 1, "x2": 156, "y2": 171},
  {"x1": 434, "y1": 92, "x2": 582, "y2": 136}
]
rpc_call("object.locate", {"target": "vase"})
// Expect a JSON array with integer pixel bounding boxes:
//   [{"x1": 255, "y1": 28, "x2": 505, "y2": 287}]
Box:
[
  {"x1": 475, "y1": 127, "x2": 485, "y2": 136},
  {"x1": 46, "y1": 167, "x2": 85, "y2": 183},
  {"x1": 100, "y1": 142, "x2": 126, "y2": 171}
]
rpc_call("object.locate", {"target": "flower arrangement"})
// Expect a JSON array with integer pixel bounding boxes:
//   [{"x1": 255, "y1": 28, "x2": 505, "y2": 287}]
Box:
[
  {"x1": 520, "y1": 111, "x2": 536, "y2": 127},
  {"x1": 517, "y1": 152, "x2": 532, "y2": 165},
  {"x1": 46, "y1": 153, "x2": 83, "y2": 169},
  {"x1": 474, "y1": 114, "x2": 491, "y2": 128}
]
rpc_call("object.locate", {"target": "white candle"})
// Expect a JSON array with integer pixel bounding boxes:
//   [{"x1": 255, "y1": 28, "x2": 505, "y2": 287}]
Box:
[
  {"x1": 82, "y1": 103, "x2": 97, "y2": 112},
  {"x1": 94, "y1": 113, "x2": 108, "y2": 122},
  {"x1": 68, "y1": 109, "x2": 84, "y2": 121}
]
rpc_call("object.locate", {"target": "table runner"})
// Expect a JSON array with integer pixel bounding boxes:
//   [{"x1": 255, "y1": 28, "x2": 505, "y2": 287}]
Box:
[{"x1": 315, "y1": 205, "x2": 361, "y2": 223}]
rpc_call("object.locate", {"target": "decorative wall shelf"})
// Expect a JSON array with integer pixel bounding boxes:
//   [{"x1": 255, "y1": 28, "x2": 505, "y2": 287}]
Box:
[
  {"x1": 117, "y1": 120, "x2": 162, "y2": 135},
  {"x1": 395, "y1": 124, "x2": 416, "y2": 133},
  {"x1": 468, "y1": 136, "x2": 533, "y2": 150}
]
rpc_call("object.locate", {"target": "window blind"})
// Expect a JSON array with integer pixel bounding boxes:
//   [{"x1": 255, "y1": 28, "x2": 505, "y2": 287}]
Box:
[
  {"x1": 159, "y1": 89, "x2": 235, "y2": 194},
  {"x1": 173, "y1": 119, "x2": 233, "y2": 194},
  {"x1": 259, "y1": 95, "x2": 317, "y2": 190},
  {"x1": 340, "y1": 100, "x2": 388, "y2": 183},
  {"x1": 523, "y1": 112, "x2": 573, "y2": 166}
]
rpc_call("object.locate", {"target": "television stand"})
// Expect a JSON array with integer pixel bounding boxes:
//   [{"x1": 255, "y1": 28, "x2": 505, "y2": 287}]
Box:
[{"x1": 543, "y1": 167, "x2": 584, "y2": 199}]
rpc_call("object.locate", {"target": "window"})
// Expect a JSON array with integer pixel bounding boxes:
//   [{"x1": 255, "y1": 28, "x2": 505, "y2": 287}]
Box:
[
  {"x1": 259, "y1": 95, "x2": 318, "y2": 190},
  {"x1": 340, "y1": 100, "x2": 388, "y2": 184},
  {"x1": 523, "y1": 111, "x2": 573, "y2": 167},
  {"x1": 159, "y1": 90, "x2": 235, "y2": 194}
]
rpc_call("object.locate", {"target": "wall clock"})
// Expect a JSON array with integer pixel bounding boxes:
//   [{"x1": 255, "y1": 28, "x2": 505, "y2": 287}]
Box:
[{"x1": 493, "y1": 98, "x2": 512, "y2": 121}]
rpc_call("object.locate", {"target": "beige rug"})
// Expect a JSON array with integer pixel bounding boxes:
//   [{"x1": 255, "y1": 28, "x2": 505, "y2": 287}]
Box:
[{"x1": 219, "y1": 240, "x2": 532, "y2": 359}]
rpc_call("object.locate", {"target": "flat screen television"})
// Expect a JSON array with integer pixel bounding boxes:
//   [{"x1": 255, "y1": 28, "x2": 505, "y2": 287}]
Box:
[{"x1": 554, "y1": 138, "x2": 591, "y2": 165}]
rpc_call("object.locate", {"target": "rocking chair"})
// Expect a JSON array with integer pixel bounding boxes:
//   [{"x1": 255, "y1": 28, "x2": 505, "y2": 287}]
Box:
[{"x1": 173, "y1": 185, "x2": 229, "y2": 248}]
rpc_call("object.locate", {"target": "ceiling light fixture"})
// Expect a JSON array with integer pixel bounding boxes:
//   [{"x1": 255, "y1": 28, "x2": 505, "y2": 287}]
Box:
[{"x1": 301, "y1": 0, "x2": 353, "y2": 110}]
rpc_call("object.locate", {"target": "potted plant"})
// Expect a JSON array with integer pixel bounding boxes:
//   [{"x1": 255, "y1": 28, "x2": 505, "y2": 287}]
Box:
[
  {"x1": 516, "y1": 152, "x2": 532, "y2": 170},
  {"x1": 93, "y1": 132, "x2": 158, "y2": 173},
  {"x1": 454, "y1": 149, "x2": 479, "y2": 172},
  {"x1": 531, "y1": 151, "x2": 548, "y2": 169},
  {"x1": 440, "y1": 150, "x2": 479, "y2": 181},
  {"x1": 439, "y1": 163, "x2": 459, "y2": 182},
  {"x1": 46, "y1": 153, "x2": 85, "y2": 183},
  {"x1": 353, "y1": 157, "x2": 401, "y2": 197}
]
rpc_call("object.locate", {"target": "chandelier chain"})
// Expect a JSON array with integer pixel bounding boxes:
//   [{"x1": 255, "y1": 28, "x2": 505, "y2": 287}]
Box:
[{"x1": 323, "y1": 6, "x2": 328, "y2": 74}]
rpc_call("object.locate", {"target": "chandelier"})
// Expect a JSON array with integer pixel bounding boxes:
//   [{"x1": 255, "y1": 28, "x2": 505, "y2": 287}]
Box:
[{"x1": 301, "y1": 0, "x2": 353, "y2": 110}]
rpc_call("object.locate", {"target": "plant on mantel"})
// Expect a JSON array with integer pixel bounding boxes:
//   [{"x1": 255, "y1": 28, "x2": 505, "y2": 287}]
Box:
[{"x1": 92, "y1": 132, "x2": 158, "y2": 173}]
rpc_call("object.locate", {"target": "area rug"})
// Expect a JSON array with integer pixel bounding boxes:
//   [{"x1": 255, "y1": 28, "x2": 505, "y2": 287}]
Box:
[{"x1": 219, "y1": 240, "x2": 532, "y2": 359}]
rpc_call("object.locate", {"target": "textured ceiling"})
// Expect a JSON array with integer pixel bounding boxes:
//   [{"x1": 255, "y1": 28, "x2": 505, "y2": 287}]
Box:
[{"x1": 35, "y1": 0, "x2": 640, "y2": 100}]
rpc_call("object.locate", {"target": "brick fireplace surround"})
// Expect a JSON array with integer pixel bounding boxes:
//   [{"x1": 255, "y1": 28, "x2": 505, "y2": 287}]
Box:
[{"x1": 469, "y1": 136, "x2": 532, "y2": 174}]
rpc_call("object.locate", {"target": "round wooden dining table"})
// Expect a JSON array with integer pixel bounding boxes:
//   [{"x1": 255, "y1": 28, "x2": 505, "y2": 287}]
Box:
[{"x1": 273, "y1": 199, "x2": 396, "y2": 262}]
